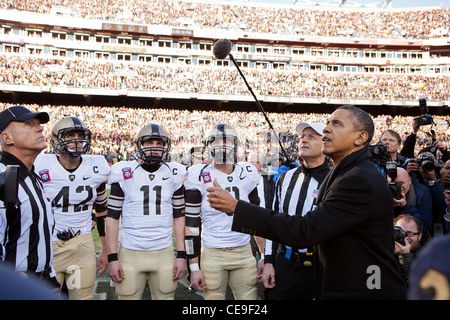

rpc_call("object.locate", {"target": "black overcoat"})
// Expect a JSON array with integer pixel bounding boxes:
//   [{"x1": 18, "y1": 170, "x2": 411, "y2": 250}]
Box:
[{"x1": 232, "y1": 147, "x2": 407, "y2": 299}]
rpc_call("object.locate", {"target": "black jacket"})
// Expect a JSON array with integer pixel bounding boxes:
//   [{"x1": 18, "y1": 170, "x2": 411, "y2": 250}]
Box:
[{"x1": 232, "y1": 147, "x2": 407, "y2": 300}]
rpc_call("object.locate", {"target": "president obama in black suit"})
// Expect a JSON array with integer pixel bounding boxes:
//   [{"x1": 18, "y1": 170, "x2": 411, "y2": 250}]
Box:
[{"x1": 207, "y1": 106, "x2": 407, "y2": 300}]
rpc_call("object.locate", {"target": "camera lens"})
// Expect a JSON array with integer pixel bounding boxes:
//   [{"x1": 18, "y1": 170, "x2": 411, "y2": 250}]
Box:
[
  {"x1": 393, "y1": 226, "x2": 406, "y2": 246},
  {"x1": 421, "y1": 160, "x2": 434, "y2": 172}
]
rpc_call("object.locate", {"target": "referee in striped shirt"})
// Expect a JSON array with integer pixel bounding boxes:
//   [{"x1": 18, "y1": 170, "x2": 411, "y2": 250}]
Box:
[
  {"x1": 0, "y1": 105, "x2": 59, "y2": 291},
  {"x1": 262, "y1": 122, "x2": 331, "y2": 300}
]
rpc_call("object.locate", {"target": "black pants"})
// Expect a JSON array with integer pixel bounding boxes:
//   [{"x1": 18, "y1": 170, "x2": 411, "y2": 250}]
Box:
[{"x1": 268, "y1": 253, "x2": 315, "y2": 300}]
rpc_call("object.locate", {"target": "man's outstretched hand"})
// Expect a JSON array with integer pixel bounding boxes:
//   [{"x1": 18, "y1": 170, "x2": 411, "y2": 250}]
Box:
[{"x1": 206, "y1": 179, "x2": 238, "y2": 215}]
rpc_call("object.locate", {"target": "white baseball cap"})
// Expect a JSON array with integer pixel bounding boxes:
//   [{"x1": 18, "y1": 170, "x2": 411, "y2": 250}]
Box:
[{"x1": 295, "y1": 122, "x2": 325, "y2": 136}]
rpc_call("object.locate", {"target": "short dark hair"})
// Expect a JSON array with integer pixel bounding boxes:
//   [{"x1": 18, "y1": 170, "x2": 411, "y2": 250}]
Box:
[
  {"x1": 381, "y1": 129, "x2": 401, "y2": 145},
  {"x1": 337, "y1": 105, "x2": 374, "y2": 147}
]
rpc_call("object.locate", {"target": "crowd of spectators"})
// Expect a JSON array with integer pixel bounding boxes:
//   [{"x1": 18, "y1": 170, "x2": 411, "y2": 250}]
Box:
[
  {"x1": 0, "y1": 102, "x2": 448, "y2": 167},
  {"x1": 0, "y1": 0, "x2": 448, "y2": 39},
  {"x1": 0, "y1": 55, "x2": 448, "y2": 101}
]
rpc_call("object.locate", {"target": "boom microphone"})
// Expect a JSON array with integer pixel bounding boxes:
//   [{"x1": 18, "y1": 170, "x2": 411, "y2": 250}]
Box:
[
  {"x1": 212, "y1": 39, "x2": 232, "y2": 60},
  {"x1": 212, "y1": 39, "x2": 290, "y2": 162}
]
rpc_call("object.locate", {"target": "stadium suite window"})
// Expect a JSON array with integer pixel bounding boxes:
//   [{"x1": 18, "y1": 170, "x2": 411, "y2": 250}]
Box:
[
  {"x1": 75, "y1": 34, "x2": 89, "y2": 42},
  {"x1": 256, "y1": 62, "x2": 269, "y2": 69},
  {"x1": 2, "y1": 26, "x2": 11, "y2": 35},
  {"x1": 139, "y1": 55, "x2": 152, "y2": 63},
  {"x1": 52, "y1": 49, "x2": 66, "y2": 57},
  {"x1": 198, "y1": 58, "x2": 211, "y2": 65},
  {"x1": 179, "y1": 42, "x2": 192, "y2": 49},
  {"x1": 26, "y1": 29, "x2": 42, "y2": 37},
  {"x1": 364, "y1": 52, "x2": 377, "y2": 58},
  {"x1": 95, "y1": 52, "x2": 110, "y2": 60},
  {"x1": 75, "y1": 51, "x2": 90, "y2": 58},
  {"x1": 27, "y1": 47, "x2": 42, "y2": 55},
  {"x1": 310, "y1": 64, "x2": 322, "y2": 71},
  {"x1": 328, "y1": 49, "x2": 341, "y2": 57},
  {"x1": 139, "y1": 39, "x2": 152, "y2": 46},
  {"x1": 118, "y1": 37, "x2": 132, "y2": 45},
  {"x1": 158, "y1": 41, "x2": 171, "y2": 48},
  {"x1": 52, "y1": 32, "x2": 66, "y2": 40},
  {"x1": 291, "y1": 63, "x2": 304, "y2": 70},
  {"x1": 327, "y1": 65, "x2": 339, "y2": 72},
  {"x1": 96, "y1": 36, "x2": 110, "y2": 44},
  {"x1": 4, "y1": 44, "x2": 20, "y2": 53},
  {"x1": 256, "y1": 46, "x2": 269, "y2": 54},
  {"x1": 292, "y1": 48, "x2": 305, "y2": 55},
  {"x1": 178, "y1": 57, "x2": 191, "y2": 64},
  {"x1": 236, "y1": 44, "x2": 250, "y2": 53},
  {"x1": 118, "y1": 54, "x2": 131, "y2": 61},
  {"x1": 216, "y1": 60, "x2": 229, "y2": 67},
  {"x1": 158, "y1": 57, "x2": 171, "y2": 64},
  {"x1": 199, "y1": 43, "x2": 212, "y2": 51},
  {"x1": 273, "y1": 46, "x2": 286, "y2": 55}
]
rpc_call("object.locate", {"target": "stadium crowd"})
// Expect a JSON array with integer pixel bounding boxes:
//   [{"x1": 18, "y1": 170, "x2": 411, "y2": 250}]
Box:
[
  {"x1": 0, "y1": 55, "x2": 448, "y2": 101},
  {"x1": 1, "y1": 102, "x2": 447, "y2": 166},
  {"x1": 1, "y1": 101, "x2": 449, "y2": 300},
  {"x1": 0, "y1": 0, "x2": 448, "y2": 39}
]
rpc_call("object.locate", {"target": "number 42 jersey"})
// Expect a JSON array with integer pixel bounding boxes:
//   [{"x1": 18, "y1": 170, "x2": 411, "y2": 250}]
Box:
[{"x1": 34, "y1": 154, "x2": 111, "y2": 240}]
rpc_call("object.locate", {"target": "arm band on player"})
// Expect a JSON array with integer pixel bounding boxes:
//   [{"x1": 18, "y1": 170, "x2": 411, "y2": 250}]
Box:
[
  {"x1": 94, "y1": 182, "x2": 108, "y2": 213},
  {"x1": 96, "y1": 215, "x2": 106, "y2": 237},
  {"x1": 107, "y1": 183, "x2": 124, "y2": 220},
  {"x1": 185, "y1": 189, "x2": 202, "y2": 228},
  {"x1": 176, "y1": 251, "x2": 186, "y2": 259},
  {"x1": 189, "y1": 263, "x2": 200, "y2": 272},
  {"x1": 172, "y1": 186, "x2": 185, "y2": 218},
  {"x1": 185, "y1": 235, "x2": 201, "y2": 260},
  {"x1": 248, "y1": 187, "x2": 260, "y2": 206},
  {"x1": 108, "y1": 253, "x2": 119, "y2": 262}
]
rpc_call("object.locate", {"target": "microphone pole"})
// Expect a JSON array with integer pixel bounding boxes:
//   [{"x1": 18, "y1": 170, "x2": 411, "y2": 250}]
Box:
[{"x1": 213, "y1": 39, "x2": 290, "y2": 162}]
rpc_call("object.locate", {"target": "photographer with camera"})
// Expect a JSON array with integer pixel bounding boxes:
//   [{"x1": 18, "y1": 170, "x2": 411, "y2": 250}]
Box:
[
  {"x1": 380, "y1": 129, "x2": 408, "y2": 167},
  {"x1": 393, "y1": 214, "x2": 423, "y2": 285},
  {"x1": 0, "y1": 105, "x2": 59, "y2": 293},
  {"x1": 393, "y1": 167, "x2": 433, "y2": 236},
  {"x1": 401, "y1": 98, "x2": 448, "y2": 166},
  {"x1": 405, "y1": 152, "x2": 448, "y2": 237}
]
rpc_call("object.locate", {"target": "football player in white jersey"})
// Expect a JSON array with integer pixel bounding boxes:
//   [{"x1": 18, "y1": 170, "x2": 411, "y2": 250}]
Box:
[
  {"x1": 184, "y1": 124, "x2": 260, "y2": 300},
  {"x1": 106, "y1": 124, "x2": 188, "y2": 300},
  {"x1": 34, "y1": 116, "x2": 110, "y2": 300}
]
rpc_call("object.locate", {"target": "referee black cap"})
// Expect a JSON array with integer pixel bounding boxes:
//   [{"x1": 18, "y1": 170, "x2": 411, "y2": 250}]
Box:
[{"x1": 0, "y1": 105, "x2": 49, "y2": 133}]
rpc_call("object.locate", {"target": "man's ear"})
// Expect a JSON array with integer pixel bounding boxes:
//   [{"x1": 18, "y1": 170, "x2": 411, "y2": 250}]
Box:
[
  {"x1": 0, "y1": 130, "x2": 14, "y2": 146},
  {"x1": 354, "y1": 131, "x2": 369, "y2": 147}
]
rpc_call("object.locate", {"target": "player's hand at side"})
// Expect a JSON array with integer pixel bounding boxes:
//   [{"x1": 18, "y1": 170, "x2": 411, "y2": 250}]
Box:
[
  {"x1": 108, "y1": 261, "x2": 125, "y2": 283},
  {"x1": 206, "y1": 179, "x2": 238, "y2": 215},
  {"x1": 173, "y1": 258, "x2": 186, "y2": 281},
  {"x1": 97, "y1": 249, "x2": 108, "y2": 276},
  {"x1": 190, "y1": 270, "x2": 206, "y2": 291}
]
